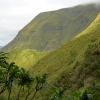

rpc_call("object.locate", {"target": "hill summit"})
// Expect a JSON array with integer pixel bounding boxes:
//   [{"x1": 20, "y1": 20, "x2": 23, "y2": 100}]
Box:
[{"x1": 2, "y1": 3, "x2": 100, "y2": 52}]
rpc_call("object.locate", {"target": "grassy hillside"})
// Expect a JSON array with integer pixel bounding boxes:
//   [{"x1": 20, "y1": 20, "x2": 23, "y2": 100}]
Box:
[
  {"x1": 24, "y1": 13, "x2": 100, "y2": 99},
  {"x1": 1, "y1": 8, "x2": 100, "y2": 100},
  {"x1": 7, "y1": 49, "x2": 47, "y2": 69},
  {"x1": 2, "y1": 3, "x2": 100, "y2": 52}
]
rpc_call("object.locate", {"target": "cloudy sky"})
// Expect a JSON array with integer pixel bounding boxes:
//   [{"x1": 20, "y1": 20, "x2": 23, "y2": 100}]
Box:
[{"x1": 0, "y1": 0, "x2": 99, "y2": 46}]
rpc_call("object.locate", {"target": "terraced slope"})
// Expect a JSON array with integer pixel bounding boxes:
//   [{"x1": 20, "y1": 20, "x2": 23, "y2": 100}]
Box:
[{"x1": 2, "y1": 3, "x2": 100, "y2": 52}]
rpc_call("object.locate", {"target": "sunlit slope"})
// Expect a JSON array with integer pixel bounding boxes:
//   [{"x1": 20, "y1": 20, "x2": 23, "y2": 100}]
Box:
[
  {"x1": 30, "y1": 13, "x2": 100, "y2": 91},
  {"x1": 7, "y1": 49, "x2": 47, "y2": 69},
  {"x1": 2, "y1": 3, "x2": 100, "y2": 52},
  {"x1": 1, "y1": 12, "x2": 100, "y2": 100},
  {"x1": 75, "y1": 12, "x2": 100, "y2": 38}
]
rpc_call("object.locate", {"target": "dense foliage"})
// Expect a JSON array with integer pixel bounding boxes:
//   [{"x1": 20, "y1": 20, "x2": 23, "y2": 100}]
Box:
[
  {"x1": 1, "y1": 43, "x2": 100, "y2": 100},
  {"x1": 1, "y1": 3, "x2": 100, "y2": 100},
  {"x1": 0, "y1": 52, "x2": 47, "y2": 100}
]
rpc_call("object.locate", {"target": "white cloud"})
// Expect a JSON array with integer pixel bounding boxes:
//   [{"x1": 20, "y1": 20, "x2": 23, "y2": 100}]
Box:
[{"x1": 0, "y1": 0, "x2": 99, "y2": 46}]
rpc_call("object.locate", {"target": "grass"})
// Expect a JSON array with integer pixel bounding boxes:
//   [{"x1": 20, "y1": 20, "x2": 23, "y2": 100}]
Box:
[
  {"x1": 1, "y1": 3, "x2": 100, "y2": 52},
  {"x1": 6, "y1": 12, "x2": 100, "y2": 98},
  {"x1": 7, "y1": 48, "x2": 47, "y2": 69},
  {"x1": 1, "y1": 5, "x2": 100, "y2": 100}
]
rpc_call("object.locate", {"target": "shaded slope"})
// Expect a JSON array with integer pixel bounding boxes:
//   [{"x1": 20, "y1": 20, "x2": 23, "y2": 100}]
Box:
[
  {"x1": 2, "y1": 3, "x2": 100, "y2": 52},
  {"x1": 29, "y1": 13, "x2": 100, "y2": 95},
  {"x1": 7, "y1": 49, "x2": 47, "y2": 69}
]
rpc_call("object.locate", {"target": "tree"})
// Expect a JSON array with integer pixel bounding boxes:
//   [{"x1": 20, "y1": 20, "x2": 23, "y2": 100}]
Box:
[{"x1": 0, "y1": 52, "x2": 47, "y2": 100}]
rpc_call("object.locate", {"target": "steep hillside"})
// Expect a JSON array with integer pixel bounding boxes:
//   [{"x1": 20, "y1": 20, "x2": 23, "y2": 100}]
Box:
[
  {"x1": 2, "y1": 3, "x2": 100, "y2": 52},
  {"x1": 7, "y1": 49, "x2": 47, "y2": 69},
  {"x1": 25, "y1": 13, "x2": 100, "y2": 99}
]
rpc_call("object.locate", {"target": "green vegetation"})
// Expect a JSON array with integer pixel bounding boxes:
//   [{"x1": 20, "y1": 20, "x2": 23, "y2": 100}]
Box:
[
  {"x1": 1, "y1": 3, "x2": 100, "y2": 52},
  {"x1": 1, "y1": 3, "x2": 100, "y2": 100},
  {"x1": 0, "y1": 52, "x2": 48, "y2": 100},
  {"x1": 26, "y1": 13, "x2": 100, "y2": 99},
  {"x1": 7, "y1": 49, "x2": 47, "y2": 69},
  {"x1": 0, "y1": 52, "x2": 96, "y2": 100}
]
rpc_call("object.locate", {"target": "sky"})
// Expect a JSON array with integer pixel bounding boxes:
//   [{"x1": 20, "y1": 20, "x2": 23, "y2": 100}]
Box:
[{"x1": 0, "y1": 0, "x2": 99, "y2": 46}]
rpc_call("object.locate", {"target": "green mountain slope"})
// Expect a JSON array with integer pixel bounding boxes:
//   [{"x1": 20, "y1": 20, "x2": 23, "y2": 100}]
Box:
[
  {"x1": 2, "y1": 3, "x2": 100, "y2": 52},
  {"x1": 26, "y1": 13, "x2": 100, "y2": 99},
  {"x1": 7, "y1": 49, "x2": 47, "y2": 69}
]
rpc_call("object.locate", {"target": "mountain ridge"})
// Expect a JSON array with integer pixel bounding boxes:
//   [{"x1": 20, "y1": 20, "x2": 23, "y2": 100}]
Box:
[
  {"x1": 1, "y1": 3, "x2": 100, "y2": 52},
  {"x1": 28, "y1": 12, "x2": 100, "y2": 79},
  {"x1": 26, "y1": 13, "x2": 100, "y2": 99},
  {"x1": 1, "y1": 3, "x2": 100, "y2": 100}
]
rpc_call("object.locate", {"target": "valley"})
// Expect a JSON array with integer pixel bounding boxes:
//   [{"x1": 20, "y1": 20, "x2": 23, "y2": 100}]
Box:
[{"x1": 0, "y1": 2, "x2": 100, "y2": 100}]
